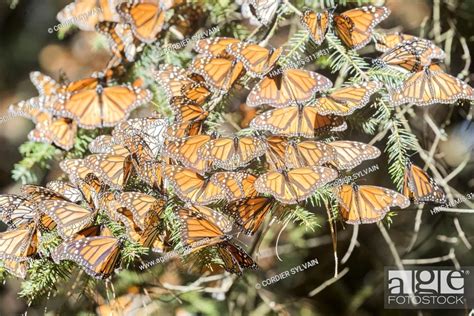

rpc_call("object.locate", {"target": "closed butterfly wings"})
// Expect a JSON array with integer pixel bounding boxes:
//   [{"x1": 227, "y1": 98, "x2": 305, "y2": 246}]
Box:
[
  {"x1": 57, "y1": 0, "x2": 121, "y2": 31},
  {"x1": 334, "y1": 6, "x2": 390, "y2": 50},
  {"x1": 117, "y1": 1, "x2": 165, "y2": 43},
  {"x1": 52, "y1": 235, "x2": 122, "y2": 279},
  {"x1": 163, "y1": 134, "x2": 213, "y2": 174},
  {"x1": 403, "y1": 162, "x2": 446, "y2": 204},
  {"x1": 336, "y1": 184, "x2": 410, "y2": 224},
  {"x1": 0, "y1": 228, "x2": 38, "y2": 262},
  {"x1": 39, "y1": 200, "x2": 96, "y2": 239},
  {"x1": 312, "y1": 81, "x2": 382, "y2": 116},
  {"x1": 226, "y1": 42, "x2": 282, "y2": 78},
  {"x1": 375, "y1": 39, "x2": 446, "y2": 72},
  {"x1": 255, "y1": 167, "x2": 338, "y2": 204},
  {"x1": 195, "y1": 37, "x2": 241, "y2": 57},
  {"x1": 226, "y1": 196, "x2": 274, "y2": 235},
  {"x1": 190, "y1": 54, "x2": 244, "y2": 94},
  {"x1": 301, "y1": 9, "x2": 331, "y2": 45}
]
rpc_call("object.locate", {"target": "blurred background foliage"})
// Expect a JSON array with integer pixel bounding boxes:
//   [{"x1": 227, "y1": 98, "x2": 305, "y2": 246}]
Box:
[{"x1": 0, "y1": 0, "x2": 473, "y2": 315}]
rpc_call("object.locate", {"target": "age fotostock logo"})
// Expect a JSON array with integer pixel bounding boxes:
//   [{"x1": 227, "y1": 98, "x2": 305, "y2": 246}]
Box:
[{"x1": 384, "y1": 267, "x2": 474, "y2": 309}]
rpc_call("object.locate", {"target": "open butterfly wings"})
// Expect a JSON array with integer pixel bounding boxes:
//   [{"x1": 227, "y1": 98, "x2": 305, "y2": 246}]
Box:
[
  {"x1": 336, "y1": 184, "x2": 410, "y2": 224},
  {"x1": 255, "y1": 167, "x2": 338, "y2": 204},
  {"x1": 54, "y1": 83, "x2": 152, "y2": 129},
  {"x1": 328, "y1": 141, "x2": 381, "y2": 170},
  {"x1": 389, "y1": 65, "x2": 474, "y2": 106},
  {"x1": 197, "y1": 136, "x2": 267, "y2": 171},
  {"x1": 246, "y1": 69, "x2": 333, "y2": 108},
  {"x1": 403, "y1": 162, "x2": 446, "y2": 204},
  {"x1": 250, "y1": 106, "x2": 347, "y2": 137}
]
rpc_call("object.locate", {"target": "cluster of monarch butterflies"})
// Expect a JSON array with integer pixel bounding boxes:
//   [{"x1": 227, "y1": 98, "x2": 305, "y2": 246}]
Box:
[{"x1": 2, "y1": 2, "x2": 468, "y2": 283}]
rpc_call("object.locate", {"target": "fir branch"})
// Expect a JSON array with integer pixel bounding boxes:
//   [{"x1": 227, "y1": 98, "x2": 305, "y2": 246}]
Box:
[
  {"x1": 12, "y1": 142, "x2": 61, "y2": 184},
  {"x1": 279, "y1": 205, "x2": 321, "y2": 232},
  {"x1": 325, "y1": 32, "x2": 370, "y2": 80},
  {"x1": 385, "y1": 117, "x2": 417, "y2": 190},
  {"x1": 20, "y1": 258, "x2": 73, "y2": 301}
]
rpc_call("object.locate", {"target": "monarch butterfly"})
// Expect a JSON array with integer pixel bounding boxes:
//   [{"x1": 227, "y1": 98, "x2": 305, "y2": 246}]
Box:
[
  {"x1": 112, "y1": 117, "x2": 168, "y2": 160},
  {"x1": 300, "y1": 9, "x2": 331, "y2": 45},
  {"x1": 190, "y1": 55, "x2": 245, "y2": 94},
  {"x1": 163, "y1": 134, "x2": 213, "y2": 175},
  {"x1": 0, "y1": 195, "x2": 37, "y2": 229},
  {"x1": 96, "y1": 21, "x2": 143, "y2": 67},
  {"x1": 250, "y1": 106, "x2": 347, "y2": 137},
  {"x1": 285, "y1": 140, "x2": 336, "y2": 168},
  {"x1": 57, "y1": 0, "x2": 121, "y2": 32},
  {"x1": 197, "y1": 136, "x2": 267, "y2": 171},
  {"x1": 39, "y1": 200, "x2": 96, "y2": 239},
  {"x1": 166, "y1": 120, "x2": 207, "y2": 140},
  {"x1": 374, "y1": 32, "x2": 445, "y2": 57},
  {"x1": 51, "y1": 80, "x2": 152, "y2": 129},
  {"x1": 0, "y1": 228, "x2": 38, "y2": 262},
  {"x1": 154, "y1": 64, "x2": 211, "y2": 108},
  {"x1": 96, "y1": 291, "x2": 153, "y2": 316},
  {"x1": 389, "y1": 64, "x2": 474, "y2": 106},
  {"x1": 226, "y1": 196, "x2": 274, "y2": 235},
  {"x1": 116, "y1": 192, "x2": 165, "y2": 230},
  {"x1": 211, "y1": 172, "x2": 258, "y2": 201},
  {"x1": 194, "y1": 37, "x2": 241, "y2": 57},
  {"x1": 374, "y1": 32, "x2": 416, "y2": 52},
  {"x1": 29, "y1": 71, "x2": 62, "y2": 96},
  {"x1": 9, "y1": 97, "x2": 78, "y2": 151},
  {"x1": 374, "y1": 39, "x2": 446, "y2": 73},
  {"x1": 107, "y1": 198, "x2": 164, "y2": 252},
  {"x1": 335, "y1": 184, "x2": 410, "y2": 224},
  {"x1": 334, "y1": 6, "x2": 390, "y2": 50},
  {"x1": 59, "y1": 159, "x2": 105, "y2": 207},
  {"x1": 21, "y1": 184, "x2": 70, "y2": 204},
  {"x1": 74, "y1": 224, "x2": 113, "y2": 240},
  {"x1": 239, "y1": 103, "x2": 258, "y2": 128},
  {"x1": 46, "y1": 181, "x2": 84, "y2": 203},
  {"x1": 52, "y1": 235, "x2": 122, "y2": 279},
  {"x1": 403, "y1": 161, "x2": 446, "y2": 204},
  {"x1": 255, "y1": 166, "x2": 338, "y2": 204},
  {"x1": 1, "y1": 259, "x2": 28, "y2": 279},
  {"x1": 312, "y1": 81, "x2": 382, "y2": 116},
  {"x1": 85, "y1": 151, "x2": 133, "y2": 190},
  {"x1": 247, "y1": 68, "x2": 332, "y2": 108},
  {"x1": 88, "y1": 135, "x2": 118, "y2": 154},
  {"x1": 264, "y1": 136, "x2": 290, "y2": 171},
  {"x1": 247, "y1": 0, "x2": 280, "y2": 26},
  {"x1": 133, "y1": 159, "x2": 165, "y2": 191},
  {"x1": 164, "y1": 165, "x2": 225, "y2": 205},
  {"x1": 117, "y1": 1, "x2": 166, "y2": 43},
  {"x1": 226, "y1": 42, "x2": 282, "y2": 78},
  {"x1": 327, "y1": 141, "x2": 381, "y2": 170},
  {"x1": 178, "y1": 207, "x2": 257, "y2": 275}
]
